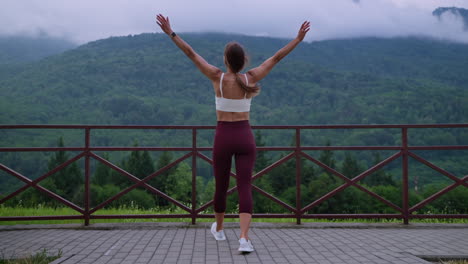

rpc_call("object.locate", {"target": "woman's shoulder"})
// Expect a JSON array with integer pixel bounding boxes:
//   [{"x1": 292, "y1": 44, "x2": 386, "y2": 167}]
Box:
[{"x1": 210, "y1": 71, "x2": 224, "y2": 83}]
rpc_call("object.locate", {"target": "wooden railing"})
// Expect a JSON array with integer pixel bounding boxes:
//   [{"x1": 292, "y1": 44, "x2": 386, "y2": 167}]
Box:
[{"x1": 1, "y1": 124, "x2": 467, "y2": 225}]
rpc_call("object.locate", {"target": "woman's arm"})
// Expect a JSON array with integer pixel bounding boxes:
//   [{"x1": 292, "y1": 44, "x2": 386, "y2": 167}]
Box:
[
  {"x1": 247, "y1": 21, "x2": 310, "y2": 83},
  {"x1": 156, "y1": 14, "x2": 221, "y2": 81}
]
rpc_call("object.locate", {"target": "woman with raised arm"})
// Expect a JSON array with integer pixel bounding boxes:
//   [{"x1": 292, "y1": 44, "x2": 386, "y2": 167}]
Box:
[{"x1": 156, "y1": 14, "x2": 310, "y2": 253}]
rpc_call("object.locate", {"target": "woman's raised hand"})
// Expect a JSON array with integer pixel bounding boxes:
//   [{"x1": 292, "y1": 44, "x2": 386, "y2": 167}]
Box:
[
  {"x1": 296, "y1": 21, "x2": 310, "y2": 41},
  {"x1": 156, "y1": 14, "x2": 173, "y2": 35}
]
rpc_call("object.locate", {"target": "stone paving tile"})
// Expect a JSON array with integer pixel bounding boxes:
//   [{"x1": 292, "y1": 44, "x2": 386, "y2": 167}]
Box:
[{"x1": 0, "y1": 224, "x2": 467, "y2": 264}]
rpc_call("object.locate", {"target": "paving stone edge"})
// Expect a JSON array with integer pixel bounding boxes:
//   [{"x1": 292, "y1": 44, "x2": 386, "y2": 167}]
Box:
[{"x1": 1, "y1": 222, "x2": 467, "y2": 231}]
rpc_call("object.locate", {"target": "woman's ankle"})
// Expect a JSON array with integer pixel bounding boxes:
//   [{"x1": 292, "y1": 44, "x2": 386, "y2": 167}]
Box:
[{"x1": 215, "y1": 212, "x2": 225, "y2": 231}]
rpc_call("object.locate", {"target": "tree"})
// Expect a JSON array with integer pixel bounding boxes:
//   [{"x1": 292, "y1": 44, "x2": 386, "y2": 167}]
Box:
[
  {"x1": 123, "y1": 141, "x2": 154, "y2": 179},
  {"x1": 166, "y1": 162, "x2": 192, "y2": 205},
  {"x1": 369, "y1": 185, "x2": 402, "y2": 213},
  {"x1": 318, "y1": 140, "x2": 336, "y2": 177},
  {"x1": 267, "y1": 155, "x2": 295, "y2": 195},
  {"x1": 139, "y1": 151, "x2": 154, "y2": 179},
  {"x1": 254, "y1": 131, "x2": 270, "y2": 172},
  {"x1": 361, "y1": 153, "x2": 396, "y2": 187},
  {"x1": 93, "y1": 152, "x2": 112, "y2": 186},
  {"x1": 252, "y1": 130, "x2": 285, "y2": 212},
  {"x1": 108, "y1": 159, "x2": 130, "y2": 189},
  {"x1": 150, "y1": 151, "x2": 177, "y2": 207},
  {"x1": 306, "y1": 173, "x2": 339, "y2": 214},
  {"x1": 340, "y1": 152, "x2": 362, "y2": 179},
  {"x1": 42, "y1": 137, "x2": 83, "y2": 205}
]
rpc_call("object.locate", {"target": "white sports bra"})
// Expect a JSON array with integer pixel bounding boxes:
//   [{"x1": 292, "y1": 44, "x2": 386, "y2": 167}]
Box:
[{"x1": 215, "y1": 73, "x2": 252, "y2": 112}]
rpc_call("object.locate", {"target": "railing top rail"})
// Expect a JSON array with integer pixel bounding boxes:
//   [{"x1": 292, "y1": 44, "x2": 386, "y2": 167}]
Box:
[{"x1": 1, "y1": 123, "x2": 468, "y2": 129}]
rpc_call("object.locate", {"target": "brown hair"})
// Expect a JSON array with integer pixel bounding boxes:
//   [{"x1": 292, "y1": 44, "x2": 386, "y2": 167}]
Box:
[{"x1": 224, "y1": 42, "x2": 260, "y2": 94}]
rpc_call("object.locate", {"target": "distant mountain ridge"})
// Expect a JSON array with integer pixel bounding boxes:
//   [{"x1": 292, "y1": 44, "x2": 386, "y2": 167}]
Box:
[{"x1": 0, "y1": 35, "x2": 76, "y2": 64}]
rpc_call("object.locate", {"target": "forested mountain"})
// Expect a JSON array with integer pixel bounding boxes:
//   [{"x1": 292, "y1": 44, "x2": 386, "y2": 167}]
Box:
[{"x1": 0, "y1": 33, "x2": 466, "y2": 126}]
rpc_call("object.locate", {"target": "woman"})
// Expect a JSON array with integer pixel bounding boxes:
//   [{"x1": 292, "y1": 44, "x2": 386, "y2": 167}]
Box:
[{"x1": 156, "y1": 14, "x2": 310, "y2": 253}]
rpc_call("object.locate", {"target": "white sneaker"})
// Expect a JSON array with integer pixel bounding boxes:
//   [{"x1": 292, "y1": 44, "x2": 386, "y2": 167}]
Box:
[
  {"x1": 210, "y1": 222, "x2": 226, "y2": 241},
  {"x1": 238, "y1": 238, "x2": 254, "y2": 253}
]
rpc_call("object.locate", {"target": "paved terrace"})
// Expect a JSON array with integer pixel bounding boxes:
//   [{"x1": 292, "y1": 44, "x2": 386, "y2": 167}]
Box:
[{"x1": 0, "y1": 223, "x2": 467, "y2": 264}]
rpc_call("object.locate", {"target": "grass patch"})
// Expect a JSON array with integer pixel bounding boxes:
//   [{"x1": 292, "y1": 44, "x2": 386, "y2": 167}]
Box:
[
  {"x1": 0, "y1": 249, "x2": 61, "y2": 264},
  {"x1": 427, "y1": 259, "x2": 468, "y2": 264}
]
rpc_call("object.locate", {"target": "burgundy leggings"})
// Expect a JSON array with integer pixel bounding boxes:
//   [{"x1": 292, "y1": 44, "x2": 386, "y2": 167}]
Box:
[{"x1": 213, "y1": 120, "x2": 256, "y2": 214}]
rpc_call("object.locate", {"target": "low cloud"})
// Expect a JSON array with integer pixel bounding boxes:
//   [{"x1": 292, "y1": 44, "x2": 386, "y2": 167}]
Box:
[{"x1": 0, "y1": 0, "x2": 467, "y2": 44}]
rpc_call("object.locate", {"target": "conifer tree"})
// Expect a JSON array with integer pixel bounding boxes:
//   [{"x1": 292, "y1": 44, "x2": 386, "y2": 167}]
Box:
[
  {"x1": 151, "y1": 151, "x2": 177, "y2": 207},
  {"x1": 362, "y1": 153, "x2": 396, "y2": 186},
  {"x1": 45, "y1": 137, "x2": 83, "y2": 204},
  {"x1": 94, "y1": 153, "x2": 112, "y2": 186},
  {"x1": 318, "y1": 140, "x2": 336, "y2": 177},
  {"x1": 341, "y1": 152, "x2": 362, "y2": 179},
  {"x1": 254, "y1": 131, "x2": 269, "y2": 173}
]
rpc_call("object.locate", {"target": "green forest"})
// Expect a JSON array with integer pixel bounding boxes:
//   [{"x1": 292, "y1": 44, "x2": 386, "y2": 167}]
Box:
[
  {"x1": 0, "y1": 33, "x2": 467, "y2": 217},
  {"x1": 2, "y1": 135, "x2": 466, "y2": 216}
]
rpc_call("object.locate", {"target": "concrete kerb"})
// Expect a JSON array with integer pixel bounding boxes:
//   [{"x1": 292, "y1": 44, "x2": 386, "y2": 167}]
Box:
[{"x1": 417, "y1": 255, "x2": 468, "y2": 262}]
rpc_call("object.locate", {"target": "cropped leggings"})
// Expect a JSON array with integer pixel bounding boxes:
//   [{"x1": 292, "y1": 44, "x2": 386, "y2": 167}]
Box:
[{"x1": 213, "y1": 120, "x2": 256, "y2": 214}]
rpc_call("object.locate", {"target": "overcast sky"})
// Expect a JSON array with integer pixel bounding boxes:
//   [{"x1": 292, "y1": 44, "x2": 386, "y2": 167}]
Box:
[{"x1": 1, "y1": 0, "x2": 467, "y2": 44}]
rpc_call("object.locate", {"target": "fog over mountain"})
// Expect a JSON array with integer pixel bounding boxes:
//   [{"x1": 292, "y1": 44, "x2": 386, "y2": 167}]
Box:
[
  {"x1": 0, "y1": 35, "x2": 76, "y2": 64},
  {"x1": 433, "y1": 7, "x2": 468, "y2": 29},
  {"x1": 0, "y1": 0, "x2": 467, "y2": 44}
]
